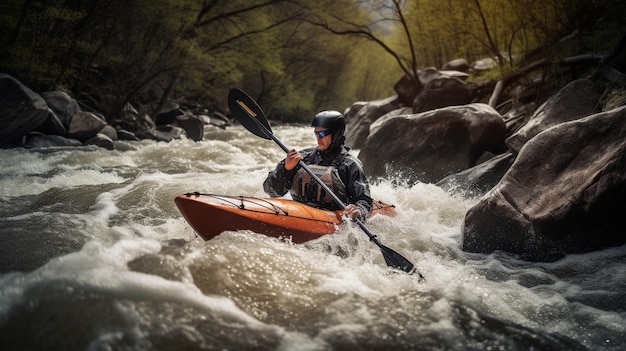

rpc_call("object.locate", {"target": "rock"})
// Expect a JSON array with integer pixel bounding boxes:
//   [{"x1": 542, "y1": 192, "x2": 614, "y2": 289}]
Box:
[
  {"x1": 155, "y1": 103, "x2": 184, "y2": 126},
  {"x1": 443, "y1": 58, "x2": 470, "y2": 72},
  {"x1": 197, "y1": 114, "x2": 211, "y2": 124},
  {"x1": 471, "y1": 57, "x2": 498, "y2": 72},
  {"x1": 208, "y1": 111, "x2": 231, "y2": 127},
  {"x1": 156, "y1": 125, "x2": 185, "y2": 141},
  {"x1": 139, "y1": 113, "x2": 156, "y2": 132},
  {"x1": 85, "y1": 133, "x2": 114, "y2": 150},
  {"x1": 116, "y1": 129, "x2": 140, "y2": 141},
  {"x1": 343, "y1": 101, "x2": 367, "y2": 125},
  {"x1": 462, "y1": 105, "x2": 626, "y2": 261},
  {"x1": 42, "y1": 91, "x2": 80, "y2": 129},
  {"x1": 113, "y1": 102, "x2": 140, "y2": 132},
  {"x1": 369, "y1": 107, "x2": 414, "y2": 135},
  {"x1": 344, "y1": 95, "x2": 402, "y2": 149},
  {"x1": 436, "y1": 152, "x2": 515, "y2": 197},
  {"x1": 392, "y1": 68, "x2": 457, "y2": 106},
  {"x1": 359, "y1": 103, "x2": 506, "y2": 184},
  {"x1": 99, "y1": 125, "x2": 118, "y2": 141},
  {"x1": 138, "y1": 125, "x2": 185, "y2": 142},
  {"x1": 0, "y1": 74, "x2": 50, "y2": 147},
  {"x1": 393, "y1": 74, "x2": 421, "y2": 106},
  {"x1": 175, "y1": 115, "x2": 203, "y2": 141},
  {"x1": 439, "y1": 70, "x2": 470, "y2": 80},
  {"x1": 67, "y1": 111, "x2": 107, "y2": 141},
  {"x1": 505, "y1": 79, "x2": 599, "y2": 154},
  {"x1": 413, "y1": 76, "x2": 472, "y2": 113},
  {"x1": 35, "y1": 111, "x2": 66, "y2": 136},
  {"x1": 22, "y1": 132, "x2": 82, "y2": 148}
]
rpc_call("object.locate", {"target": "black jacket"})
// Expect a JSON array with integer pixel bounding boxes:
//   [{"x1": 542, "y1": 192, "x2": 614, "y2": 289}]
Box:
[{"x1": 263, "y1": 146, "x2": 373, "y2": 218}]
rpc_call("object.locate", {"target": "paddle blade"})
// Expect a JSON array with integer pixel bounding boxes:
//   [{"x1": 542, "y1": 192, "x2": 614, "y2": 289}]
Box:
[
  {"x1": 380, "y1": 245, "x2": 420, "y2": 276},
  {"x1": 228, "y1": 88, "x2": 273, "y2": 140}
]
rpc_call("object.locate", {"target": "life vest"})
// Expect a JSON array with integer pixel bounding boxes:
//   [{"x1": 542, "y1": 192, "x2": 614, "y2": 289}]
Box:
[{"x1": 290, "y1": 164, "x2": 347, "y2": 208}]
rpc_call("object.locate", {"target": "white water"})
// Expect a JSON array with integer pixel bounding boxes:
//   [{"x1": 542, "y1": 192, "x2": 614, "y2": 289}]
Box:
[{"x1": 0, "y1": 125, "x2": 624, "y2": 350}]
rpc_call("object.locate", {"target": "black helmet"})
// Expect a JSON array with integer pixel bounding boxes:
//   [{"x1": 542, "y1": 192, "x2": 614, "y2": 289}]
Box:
[{"x1": 311, "y1": 110, "x2": 345, "y2": 144}]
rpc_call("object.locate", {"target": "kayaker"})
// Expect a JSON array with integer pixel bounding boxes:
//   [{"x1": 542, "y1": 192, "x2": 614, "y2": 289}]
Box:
[{"x1": 263, "y1": 111, "x2": 373, "y2": 221}]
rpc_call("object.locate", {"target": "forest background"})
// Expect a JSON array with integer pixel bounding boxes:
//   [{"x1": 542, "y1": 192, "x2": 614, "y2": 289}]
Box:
[{"x1": 1, "y1": 0, "x2": 624, "y2": 123}]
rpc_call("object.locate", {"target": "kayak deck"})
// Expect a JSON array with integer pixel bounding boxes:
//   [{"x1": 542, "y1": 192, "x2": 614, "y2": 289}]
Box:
[{"x1": 175, "y1": 193, "x2": 396, "y2": 243}]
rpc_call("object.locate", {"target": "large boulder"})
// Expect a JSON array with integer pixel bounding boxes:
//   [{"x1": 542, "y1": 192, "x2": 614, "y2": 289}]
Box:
[
  {"x1": 67, "y1": 111, "x2": 107, "y2": 141},
  {"x1": 393, "y1": 74, "x2": 420, "y2": 106},
  {"x1": 369, "y1": 107, "x2": 414, "y2": 136},
  {"x1": 462, "y1": 105, "x2": 626, "y2": 261},
  {"x1": 42, "y1": 91, "x2": 80, "y2": 129},
  {"x1": 155, "y1": 102, "x2": 184, "y2": 126},
  {"x1": 0, "y1": 74, "x2": 50, "y2": 146},
  {"x1": 505, "y1": 79, "x2": 598, "y2": 154},
  {"x1": 344, "y1": 95, "x2": 402, "y2": 149},
  {"x1": 436, "y1": 152, "x2": 515, "y2": 197},
  {"x1": 174, "y1": 115, "x2": 204, "y2": 141},
  {"x1": 393, "y1": 68, "x2": 459, "y2": 106},
  {"x1": 359, "y1": 103, "x2": 506, "y2": 184},
  {"x1": 413, "y1": 76, "x2": 472, "y2": 113}
]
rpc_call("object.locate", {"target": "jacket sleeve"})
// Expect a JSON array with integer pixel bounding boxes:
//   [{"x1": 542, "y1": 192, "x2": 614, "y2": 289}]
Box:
[
  {"x1": 263, "y1": 159, "x2": 298, "y2": 197},
  {"x1": 345, "y1": 158, "x2": 373, "y2": 220}
]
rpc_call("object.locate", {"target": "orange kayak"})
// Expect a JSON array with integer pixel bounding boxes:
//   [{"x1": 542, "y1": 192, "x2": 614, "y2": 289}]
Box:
[{"x1": 175, "y1": 193, "x2": 396, "y2": 243}]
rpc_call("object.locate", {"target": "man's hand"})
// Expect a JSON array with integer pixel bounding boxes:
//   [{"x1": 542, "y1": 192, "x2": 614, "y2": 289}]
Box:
[
  {"x1": 284, "y1": 149, "x2": 303, "y2": 171},
  {"x1": 344, "y1": 204, "x2": 363, "y2": 221}
]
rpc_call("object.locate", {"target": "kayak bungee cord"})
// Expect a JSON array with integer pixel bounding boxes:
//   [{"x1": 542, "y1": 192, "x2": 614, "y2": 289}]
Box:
[{"x1": 184, "y1": 192, "x2": 286, "y2": 215}]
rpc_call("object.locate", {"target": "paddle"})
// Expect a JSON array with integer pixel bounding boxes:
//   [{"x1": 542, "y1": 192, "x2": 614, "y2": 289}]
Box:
[{"x1": 228, "y1": 88, "x2": 421, "y2": 276}]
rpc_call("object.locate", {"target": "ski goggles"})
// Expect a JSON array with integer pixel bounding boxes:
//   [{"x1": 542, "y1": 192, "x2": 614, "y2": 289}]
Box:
[{"x1": 314, "y1": 130, "x2": 332, "y2": 138}]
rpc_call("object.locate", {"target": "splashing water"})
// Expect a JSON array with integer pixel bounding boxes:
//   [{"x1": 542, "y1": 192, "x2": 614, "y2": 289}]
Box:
[{"x1": 0, "y1": 125, "x2": 624, "y2": 350}]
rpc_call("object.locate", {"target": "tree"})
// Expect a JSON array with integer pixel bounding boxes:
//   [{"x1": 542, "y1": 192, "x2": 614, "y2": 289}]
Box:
[{"x1": 298, "y1": 0, "x2": 422, "y2": 87}]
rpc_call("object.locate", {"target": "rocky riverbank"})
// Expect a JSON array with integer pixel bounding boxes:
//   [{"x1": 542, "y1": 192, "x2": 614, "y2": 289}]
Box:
[
  {"x1": 0, "y1": 73, "x2": 230, "y2": 150},
  {"x1": 345, "y1": 55, "x2": 626, "y2": 261}
]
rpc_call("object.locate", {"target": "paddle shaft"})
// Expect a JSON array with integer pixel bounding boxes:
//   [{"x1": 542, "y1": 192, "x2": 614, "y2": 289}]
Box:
[
  {"x1": 260, "y1": 121, "x2": 386, "y2": 247},
  {"x1": 229, "y1": 88, "x2": 418, "y2": 275}
]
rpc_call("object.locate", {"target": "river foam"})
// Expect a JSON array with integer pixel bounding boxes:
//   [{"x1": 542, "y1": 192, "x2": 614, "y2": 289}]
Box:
[{"x1": 1, "y1": 125, "x2": 624, "y2": 350}]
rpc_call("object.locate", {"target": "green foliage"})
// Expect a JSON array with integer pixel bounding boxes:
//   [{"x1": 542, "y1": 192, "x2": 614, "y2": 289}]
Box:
[
  {"x1": 0, "y1": 0, "x2": 621, "y2": 122},
  {"x1": 1, "y1": 1, "x2": 86, "y2": 90}
]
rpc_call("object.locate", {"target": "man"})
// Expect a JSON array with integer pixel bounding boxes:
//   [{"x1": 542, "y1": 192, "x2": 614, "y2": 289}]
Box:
[{"x1": 263, "y1": 110, "x2": 372, "y2": 221}]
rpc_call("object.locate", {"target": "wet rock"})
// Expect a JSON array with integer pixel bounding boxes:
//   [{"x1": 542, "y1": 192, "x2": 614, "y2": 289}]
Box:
[
  {"x1": 175, "y1": 115, "x2": 203, "y2": 141},
  {"x1": 156, "y1": 103, "x2": 184, "y2": 126},
  {"x1": 42, "y1": 91, "x2": 80, "y2": 129},
  {"x1": 462, "y1": 105, "x2": 626, "y2": 261},
  {"x1": 23, "y1": 132, "x2": 82, "y2": 148},
  {"x1": 0, "y1": 74, "x2": 50, "y2": 147},
  {"x1": 437, "y1": 152, "x2": 515, "y2": 197},
  {"x1": 35, "y1": 111, "x2": 66, "y2": 137},
  {"x1": 344, "y1": 95, "x2": 402, "y2": 149},
  {"x1": 67, "y1": 111, "x2": 107, "y2": 141},
  {"x1": 85, "y1": 133, "x2": 114, "y2": 150},
  {"x1": 116, "y1": 129, "x2": 140, "y2": 141},
  {"x1": 506, "y1": 79, "x2": 599, "y2": 154},
  {"x1": 208, "y1": 111, "x2": 231, "y2": 128},
  {"x1": 138, "y1": 125, "x2": 185, "y2": 142},
  {"x1": 360, "y1": 103, "x2": 506, "y2": 184},
  {"x1": 99, "y1": 125, "x2": 118, "y2": 141}
]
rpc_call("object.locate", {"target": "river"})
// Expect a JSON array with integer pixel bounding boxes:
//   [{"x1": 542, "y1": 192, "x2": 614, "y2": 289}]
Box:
[{"x1": 1, "y1": 124, "x2": 624, "y2": 350}]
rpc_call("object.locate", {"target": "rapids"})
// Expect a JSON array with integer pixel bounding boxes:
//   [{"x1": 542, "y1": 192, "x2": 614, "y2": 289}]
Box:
[{"x1": 0, "y1": 125, "x2": 624, "y2": 350}]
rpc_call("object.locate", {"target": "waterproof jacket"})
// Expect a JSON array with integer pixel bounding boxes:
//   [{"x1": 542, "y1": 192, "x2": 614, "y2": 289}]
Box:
[{"x1": 263, "y1": 146, "x2": 373, "y2": 219}]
